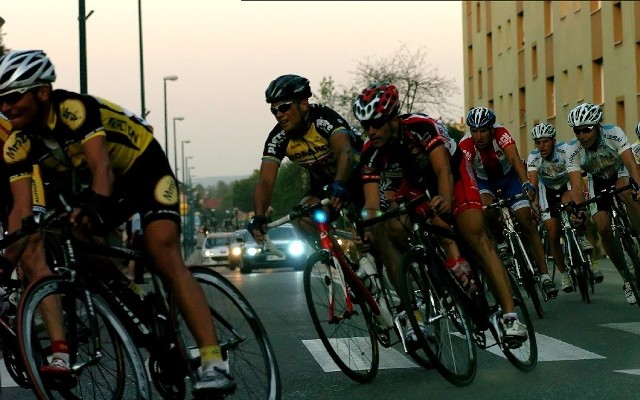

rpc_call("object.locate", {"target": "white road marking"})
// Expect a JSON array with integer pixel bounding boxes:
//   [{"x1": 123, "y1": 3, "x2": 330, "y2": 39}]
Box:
[
  {"x1": 600, "y1": 322, "x2": 640, "y2": 335},
  {"x1": 302, "y1": 338, "x2": 418, "y2": 372},
  {"x1": 479, "y1": 332, "x2": 605, "y2": 361},
  {"x1": 614, "y1": 369, "x2": 640, "y2": 376}
]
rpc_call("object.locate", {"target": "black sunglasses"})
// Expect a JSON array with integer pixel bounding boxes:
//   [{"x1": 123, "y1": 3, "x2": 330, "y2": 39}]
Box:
[
  {"x1": 0, "y1": 89, "x2": 29, "y2": 106},
  {"x1": 361, "y1": 118, "x2": 387, "y2": 130},
  {"x1": 573, "y1": 126, "x2": 594, "y2": 134},
  {"x1": 270, "y1": 101, "x2": 294, "y2": 115}
]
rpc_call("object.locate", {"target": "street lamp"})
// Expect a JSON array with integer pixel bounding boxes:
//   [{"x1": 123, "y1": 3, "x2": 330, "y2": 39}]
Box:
[
  {"x1": 181, "y1": 142, "x2": 191, "y2": 186},
  {"x1": 163, "y1": 75, "x2": 178, "y2": 155},
  {"x1": 172, "y1": 116, "x2": 184, "y2": 175}
]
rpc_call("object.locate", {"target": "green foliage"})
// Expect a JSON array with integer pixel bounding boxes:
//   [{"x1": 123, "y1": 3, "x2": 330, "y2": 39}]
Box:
[{"x1": 270, "y1": 161, "x2": 308, "y2": 217}]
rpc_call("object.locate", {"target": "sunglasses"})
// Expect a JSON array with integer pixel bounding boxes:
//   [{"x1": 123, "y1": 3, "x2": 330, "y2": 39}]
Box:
[
  {"x1": 270, "y1": 101, "x2": 294, "y2": 115},
  {"x1": 0, "y1": 85, "x2": 41, "y2": 106},
  {"x1": 573, "y1": 125, "x2": 594, "y2": 134},
  {"x1": 361, "y1": 118, "x2": 387, "y2": 130}
]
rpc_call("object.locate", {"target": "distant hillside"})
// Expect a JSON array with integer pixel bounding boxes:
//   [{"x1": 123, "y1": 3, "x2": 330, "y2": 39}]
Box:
[{"x1": 192, "y1": 175, "x2": 249, "y2": 187}]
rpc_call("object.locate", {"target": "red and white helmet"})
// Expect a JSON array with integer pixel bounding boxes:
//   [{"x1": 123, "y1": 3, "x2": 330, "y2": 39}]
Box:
[{"x1": 352, "y1": 83, "x2": 400, "y2": 121}]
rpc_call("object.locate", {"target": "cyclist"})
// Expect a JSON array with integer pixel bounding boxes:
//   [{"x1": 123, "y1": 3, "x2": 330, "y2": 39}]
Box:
[
  {"x1": 633, "y1": 122, "x2": 640, "y2": 165},
  {"x1": 526, "y1": 123, "x2": 603, "y2": 293},
  {"x1": 566, "y1": 102, "x2": 640, "y2": 305},
  {"x1": 0, "y1": 50, "x2": 234, "y2": 393},
  {"x1": 459, "y1": 107, "x2": 559, "y2": 300},
  {"x1": 353, "y1": 82, "x2": 528, "y2": 344},
  {"x1": 248, "y1": 74, "x2": 364, "y2": 242}
]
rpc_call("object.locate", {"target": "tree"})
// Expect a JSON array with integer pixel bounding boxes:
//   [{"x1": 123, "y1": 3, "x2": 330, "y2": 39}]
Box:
[{"x1": 316, "y1": 44, "x2": 459, "y2": 129}]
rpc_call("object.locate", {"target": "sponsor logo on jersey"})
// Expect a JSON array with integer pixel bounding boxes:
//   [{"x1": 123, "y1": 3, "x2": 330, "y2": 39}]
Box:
[
  {"x1": 105, "y1": 117, "x2": 140, "y2": 143},
  {"x1": 267, "y1": 131, "x2": 287, "y2": 156},
  {"x1": 59, "y1": 99, "x2": 86, "y2": 131},
  {"x1": 4, "y1": 133, "x2": 30, "y2": 163},
  {"x1": 315, "y1": 118, "x2": 334, "y2": 132},
  {"x1": 289, "y1": 143, "x2": 330, "y2": 160},
  {"x1": 497, "y1": 135, "x2": 512, "y2": 148},
  {"x1": 154, "y1": 175, "x2": 178, "y2": 205}
]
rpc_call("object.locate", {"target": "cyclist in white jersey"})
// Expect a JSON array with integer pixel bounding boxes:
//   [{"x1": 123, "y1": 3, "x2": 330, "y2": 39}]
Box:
[
  {"x1": 632, "y1": 122, "x2": 640, "y2": 165},
  {"x1": 566, "y1": 103, "x2": 640, "y2": 304},
  {"x1": 527, "y1": 123, "x2": 603, "y2": 293}
]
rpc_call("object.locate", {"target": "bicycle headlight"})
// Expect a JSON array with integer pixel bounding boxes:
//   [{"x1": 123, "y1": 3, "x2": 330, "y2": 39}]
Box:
[{"x1": 313, "y1": 209, "x2": 328, "y2": 223}]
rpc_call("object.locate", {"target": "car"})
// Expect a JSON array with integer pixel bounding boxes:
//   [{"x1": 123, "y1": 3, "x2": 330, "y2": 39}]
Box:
[
  {"x1": 240, "y1": 223, "x2": 311, "y2": 274},
  {"x1": 228, "y1": 229, "x2": 247, "y2": 270},
  {"x1": 200, "y1": 232, "x2": 233, "y2": 267}
]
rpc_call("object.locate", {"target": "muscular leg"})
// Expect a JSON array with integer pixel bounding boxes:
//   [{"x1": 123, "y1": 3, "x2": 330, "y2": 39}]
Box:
[
  {"x1": 593, "y1": 211, "x2": 634, "y2": 282},
  {"x1": 544, "y1": 218, "x2": 567, "y2": 274}
]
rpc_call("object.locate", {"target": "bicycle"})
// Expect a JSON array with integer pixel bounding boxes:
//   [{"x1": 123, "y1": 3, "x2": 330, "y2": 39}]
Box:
[
  {"x1": 574, "y1": 183, "x2": 640, "y2": 308},
  {"x1": 16, "y1": 201, "x2": 281, "y2": 399},
  {"x1": 540, "y1": 201, "x2": 595, "y2": 303},
  {"x1": 385, "y1": 195, "x2": 536, "y2": 384},
  {"x1": 485, "y1": 192, "x2": 548, "y2": 319},
  {"x1": 265, "y1": 199, "x2": 435, "y2": 384}
]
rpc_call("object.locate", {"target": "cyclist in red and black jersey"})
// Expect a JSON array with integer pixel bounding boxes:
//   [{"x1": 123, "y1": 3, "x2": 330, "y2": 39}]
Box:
[
  {"x1": 354, "y1": 83, "x2": 528, "y2": 343},
  {"x1": 249, "y1": 74, "x2": 363, "y2": 240},
  {"x1": 0, "y1": 50, "x2": 234, "y2": 393}
]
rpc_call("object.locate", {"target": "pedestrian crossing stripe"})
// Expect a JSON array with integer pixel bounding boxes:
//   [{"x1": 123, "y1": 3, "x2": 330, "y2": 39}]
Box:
[
  {"x1": 600, "y1": 322, "x2": 640, "y2": 335},
  {"x1": 614, "y1": 369, "x2": 640, "y2": 376},
  {"x1": 481, "y1": 333, "x2": 605, "y2": 361}
]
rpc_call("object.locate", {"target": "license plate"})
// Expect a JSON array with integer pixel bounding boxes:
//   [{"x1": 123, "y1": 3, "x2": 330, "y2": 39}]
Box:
[{"x1": 266, "y1": 254, "x2": 285, "y2": 261}]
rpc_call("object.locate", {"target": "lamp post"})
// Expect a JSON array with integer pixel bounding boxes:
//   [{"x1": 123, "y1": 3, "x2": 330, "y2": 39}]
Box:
[
  {"x1": 172, "y1": 116, "x2": 184, "y2": 175},
  {"x1": 162, "y1": 75, "x2": 178, "y2": 155},
  {"x1": 138, "y1": 0, "x2": 147, "y2": 117},
  {"x1": 181, "y1": 142, "x2": 191, "y2": 186}
]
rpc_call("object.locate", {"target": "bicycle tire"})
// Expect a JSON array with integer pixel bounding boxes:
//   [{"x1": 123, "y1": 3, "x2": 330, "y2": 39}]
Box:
[
  {"x1": 399, "y1": 248, "x2": 477, "y2": 386},
  {"x1": 170, "y1": 266, "x2": 281, "y2": 400},
  {"x1": 17, "y1": 275, "x2": 150, "y2": 400},
  {"x1": 567, "y1": 234, "x2": 590, "y2": 303},
  {"x1": 511, "y1": 236, "x2": 544, "y2": 319},
  {"x1": 500, "y1": 271, "x2": 538, "y2": 371},
  {"x1": 619, "y1": 235, "x2": 640, "y2": 310},
  {"x1": 303, "y1": 252, "x2": 379, "y2": 383}
]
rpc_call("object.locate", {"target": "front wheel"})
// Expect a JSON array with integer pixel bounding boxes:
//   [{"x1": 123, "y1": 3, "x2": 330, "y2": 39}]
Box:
[
  {"x1": 399, "y1": 248, "x2": 477, "y2": 386},
  {"x1": 171, "y1": 267, "x2": 281, "y2": 400},
  {"x1": 303, "y1": 252, "x2": 379, "y2": 383},
  {"x1": 18, "y1": 275, "x2": 150, "y2": 400},
  {"x1": 511, "y1": 236, "x2": 544, "y2": 319}
]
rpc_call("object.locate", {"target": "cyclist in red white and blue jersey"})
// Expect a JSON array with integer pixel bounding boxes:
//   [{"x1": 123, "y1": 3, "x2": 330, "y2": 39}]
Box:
[{"x1": 459, "y1": 107, "x2": 558, "y2": 299}]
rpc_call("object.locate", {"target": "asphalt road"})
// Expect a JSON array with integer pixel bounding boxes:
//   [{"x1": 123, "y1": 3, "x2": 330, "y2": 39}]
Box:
[{"x1": 3, "y1": 256, "x2": 640, "y2": 399}]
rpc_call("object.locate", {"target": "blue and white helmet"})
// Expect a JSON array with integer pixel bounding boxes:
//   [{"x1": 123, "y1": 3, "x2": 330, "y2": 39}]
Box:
[
  {"x1": 466, "y1": 107, "x2": 496, "y2": 129},
  {"x1": 567, "y1": 103, "x2": 603, "y2": 127},
  {"x1": 530, "y1": 123, "x2": 556, "y2": 140}
]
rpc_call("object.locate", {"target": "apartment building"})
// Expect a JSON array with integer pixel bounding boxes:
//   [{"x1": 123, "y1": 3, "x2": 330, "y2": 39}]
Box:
[{"x1": 463, "y1": 1, "x2": 640, "y2": 154}]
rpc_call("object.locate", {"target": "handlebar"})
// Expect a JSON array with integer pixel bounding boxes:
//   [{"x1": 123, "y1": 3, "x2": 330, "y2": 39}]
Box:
[
  {"x1": 483, "y1": 192, "x2": 530, "y2": 211},
  {"x1": 572, "y1": 183, "x2": 637, "y2": 211}
]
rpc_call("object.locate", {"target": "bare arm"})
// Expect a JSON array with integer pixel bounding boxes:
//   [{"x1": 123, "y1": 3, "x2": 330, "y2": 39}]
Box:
[
  {"x1": 428, "y1": 145, "x2": 454, "y2": 214},
  {"x1": 504, "y1": 144, "x2": 528, "y2": 184},
  {"x1": 330, "y1": 132, "x2": 354, "y2": 184},
  {"x1": 253, "y1": 160, "x2": 279, "y2": 216},
  {"x1": 83, "y1": 135, "x2": 114, "y2": 196}
]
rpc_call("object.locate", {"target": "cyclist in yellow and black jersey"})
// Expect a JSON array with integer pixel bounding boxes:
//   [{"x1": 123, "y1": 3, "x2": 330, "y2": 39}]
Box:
[
  {"x1": 0, "y1": 50, "x2": 234, "y2": 393},
  {"x1": 250, "y1": 74, "x2": 363, "y2": 241}
]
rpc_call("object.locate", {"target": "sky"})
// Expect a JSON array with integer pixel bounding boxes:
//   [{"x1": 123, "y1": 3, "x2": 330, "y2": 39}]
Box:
[{"x1": 1, "y1": 1, "x2": 463, "y2": 182}]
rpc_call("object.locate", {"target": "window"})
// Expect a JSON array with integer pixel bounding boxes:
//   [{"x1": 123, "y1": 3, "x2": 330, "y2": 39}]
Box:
[
  {"x1": 532, "y1": 44, "x2": 538, "y2": 78},
  {"x1": 478, "y1": 69, "x2": 483, "y2": 99},
  {"x1": 476, "y1": 2, "x2": 481, "y2": 32},
  {"x1": 517, "y1": 12, "x2": 524, "y2": 51},
  {"x1": 576, "y1": 65, "x2": 584, "y2": 101},
  {"x1": 593, "y1": 58, "x2": 604, "y2": 104},
  {"x1": 616, "y1": 97, "x2": 625, "y2": 131},
  {"x1": 519, "y1": 87, "x2": 526, "y2": 127},
  {"x1": 508, "y1": 93, "x2": 514, "y2": 122},
  {"x1": 559, "y1": 1, "x2": 570, "y2": 19},
  {"x1": 506, "y1": 19, "x2": 512, "y2": 50},
  {"x1": 561, "y1": 70, "x2": 569, "y2": 105},
  {"x1": 487, "y1": 33, "x2": 493, "y2": 67},
  {"x1": 590, "y1": 1, "x2": 601, "y2": 12},
  {"x1": 613, "y1": 2, "x2": 623, "y2": 45},
  {"x1": 637, "y1": 44, "x2": 640, "y2": 94},
  {"x1": 546, "y1": 76, "x2": 556, "y2": 118},
  {"x1": 544, "y1": 1, "x2": 553, "y2": 36}
]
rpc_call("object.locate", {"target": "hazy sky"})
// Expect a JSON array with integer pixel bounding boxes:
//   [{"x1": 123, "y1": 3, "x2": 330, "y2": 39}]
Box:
[{"x1": 2, "y1": 1, "x2": 463, "y2": 181}]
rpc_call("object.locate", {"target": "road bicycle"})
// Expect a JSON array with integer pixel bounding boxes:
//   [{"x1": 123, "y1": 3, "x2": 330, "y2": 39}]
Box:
[
  {"x1": 15, "y1": 201, "x2": 281, "y2": 399},
  {"x1": 265, "y1": 199, "x2": 434, "y2": 384},
  {"x1": 382, "y1": 195, "x2": 536, "y2": 385},
  {"x1": 574, "y1": 183, "x2": 640, "y2": 309},
  {"x1": 485, "y1": 192, "x2": 548, "y2": 319},
  {"x1": 540, "y1": 201, "x2": 595, "y2": 303}
]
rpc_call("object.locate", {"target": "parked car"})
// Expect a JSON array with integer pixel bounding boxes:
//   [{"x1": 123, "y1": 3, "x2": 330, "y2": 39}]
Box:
[
  {"x1": 228, "y1": 229, "x2": 247, "y2": 270},
  {"x1": 240, "y1": 223, "x2": 311, "y2": 274},
  {"x1": 201, "y1": 232, "x2": 233, "y2": 267}
]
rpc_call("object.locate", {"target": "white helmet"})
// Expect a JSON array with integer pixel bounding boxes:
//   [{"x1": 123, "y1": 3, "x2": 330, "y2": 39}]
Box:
[
  {"x1": 567, "y1": 103, "x2": 603, "y2": 127},
  {"x1": 0, "y1": 50, "x2": 56, "y2": 95},
  {"x1": 530, "y1": 123, "x2": 556, "y2": 140},
  {"x1": 635, "y1": 121, "x2": 640, "y2": 138}
]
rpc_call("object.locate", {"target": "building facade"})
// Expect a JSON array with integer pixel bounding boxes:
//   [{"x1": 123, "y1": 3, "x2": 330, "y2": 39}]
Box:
[{"x1": 463, "y1": 1, "x2": 640, "y2": 154}]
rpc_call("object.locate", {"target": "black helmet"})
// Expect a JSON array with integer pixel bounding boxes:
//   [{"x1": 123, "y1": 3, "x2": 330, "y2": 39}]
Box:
[{"x1": 265, "y1": 74, "x2": 312, "y2": 103}]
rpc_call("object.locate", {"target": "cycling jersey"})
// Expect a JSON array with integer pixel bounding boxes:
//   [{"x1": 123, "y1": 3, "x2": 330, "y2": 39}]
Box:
[
  {"x1": 526, "y1": 141, "x2": 570, "y2": 190},
  {"x1": 261, "y1": 103, "x2": 361, "y2": 186},
  {"x1": 3, "y1": 89, "x2": 178, "y2": 227},
  {"x1": 565, "y1": 124, "x2": 631, "y2": 180},
  {"x1": 632, "y1": 142, "x2": 640, "y2": 165},
  {"x1": 459, "y1": 124, "x2": 515, "y2": 180},
  {"x1": 360, "y1": 113, "x2": 481, "y2": 216}
]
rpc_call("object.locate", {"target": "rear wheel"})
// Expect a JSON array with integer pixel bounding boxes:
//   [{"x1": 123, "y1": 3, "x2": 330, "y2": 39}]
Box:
[
  {"x1": 399, "y1": 248, "x2": 476, "y2": 386},
  {"x1": 303, "y1": 252, "x2": 379, "y2": 383}
]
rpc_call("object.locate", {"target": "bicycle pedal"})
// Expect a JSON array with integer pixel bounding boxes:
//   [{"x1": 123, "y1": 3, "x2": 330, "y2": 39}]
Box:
[{"x1": 503, "y1": 337, "x2": 524, "y2": 350}]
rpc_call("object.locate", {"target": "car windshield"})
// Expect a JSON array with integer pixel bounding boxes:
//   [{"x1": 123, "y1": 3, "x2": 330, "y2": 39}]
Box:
[
  {"x1": 245, "y1": 226, "x2": 296, "y2": 244},
  {"x1": 205, "y1": 237, "x2": 228, "y2": 247}
]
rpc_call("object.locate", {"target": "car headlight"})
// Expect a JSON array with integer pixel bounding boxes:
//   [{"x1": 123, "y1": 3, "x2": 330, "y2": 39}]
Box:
[
  {"x1": 246, "y1": 247, "x2": 258, "y2": 256},
  {"x1": 288, "y1": 240, "x2": 305, "y2": 257},
  {"x1": 204, "y1": 250, "x2": 213, "y2": 257},
  {"x1": 231, "y1": 247, "x2": 242, "y2": 256}
]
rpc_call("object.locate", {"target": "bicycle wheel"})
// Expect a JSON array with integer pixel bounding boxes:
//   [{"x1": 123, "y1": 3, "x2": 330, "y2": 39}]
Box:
[
  {"x1": 510, "y1": 235, "x2": 544, "y2": 319},
  {"x1": 498, "y1": 272, "x2": 538, "y2": 371},
  {"x1": 399, "y1": 248, "x2": 477, "y2": 386},
  {"x1": 303, "y1": 252, "x2": 379, "y2": 383},
  {"x1": 18, "y1": 275, "x2": 150, "y2": 400},
  {"x1": 170, "y1": 266, "x2": 281, "y2": 400},
  {"x1": 567, "y1": 235, "x2": 590, "y2": 303},
  {"x1": 619, "y1": 235, "x2": 640, "y2": 309}
]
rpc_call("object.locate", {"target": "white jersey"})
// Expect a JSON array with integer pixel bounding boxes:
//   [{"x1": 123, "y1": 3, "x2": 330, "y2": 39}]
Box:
[
  {"x1": 527, "y1": 141, "x2": 570, "y2": 190},
  {"x1": 565, "y1": 124, "x2": 631, "y2": 179},
  {"x1": 632, "y1": 142, "x2": 640, "y2": 165}
]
